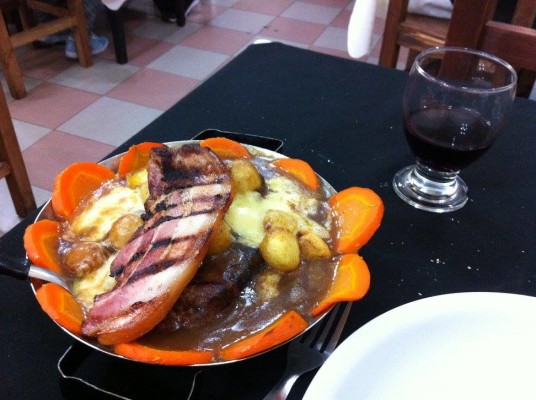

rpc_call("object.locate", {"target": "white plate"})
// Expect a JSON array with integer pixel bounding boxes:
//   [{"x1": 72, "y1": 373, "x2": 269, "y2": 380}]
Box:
[{"x1": 304, "y1": 292, "x2": 536, "y2": 400}]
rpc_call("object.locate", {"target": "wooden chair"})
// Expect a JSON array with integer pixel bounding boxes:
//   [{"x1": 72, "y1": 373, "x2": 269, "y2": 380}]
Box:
[
  {"x1": 0, "y1": 81, "x2": 36, "y2": 217},
  {"x1": 380, "y1": 0, "x2": 536, "y2": 97},
  {"x1": 445, "y1": 0, "x2": 536, "y2": 97},
  {"x1": 0, "y1": 0, "x2": 92, "y2": 99},
  {"x1": 379, "y1": 0, "x2": 451, "y2": 70}
]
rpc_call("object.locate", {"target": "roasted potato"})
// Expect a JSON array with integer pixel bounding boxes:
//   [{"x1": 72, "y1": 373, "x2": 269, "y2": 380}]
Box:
[
  {"x1": 63, "y1": 242, "x2": 109, "y2": 277},
  {"x1": 263, "y1": 209, "x2": 298, "y2": 234},
  {"x1": 127, "y1": 169, "x2": 150, "y2": 202},
  {"x1": 256, "y1": 270, "x2": 281, "y2": 302},
  {"x1": 127, "y1": 168, "x2": 147, "y2": 188},
  {"x1": 259, "y1": 227, "x2": 301, "y2": 271},
  {"x1": 298, "y1": 230, "x2": 331, "y2": 259},
  {"x1": 109, "y1": 213, "x2": 143, "y2": 250},
  {"x1": 229, "y1": 159, "x2": 262, "y2": 193},
  {"x1": 207, "y1": 221, "x2": 232, "y2": 255}
]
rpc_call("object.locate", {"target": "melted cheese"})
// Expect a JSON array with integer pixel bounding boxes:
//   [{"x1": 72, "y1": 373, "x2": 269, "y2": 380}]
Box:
[
  {"x1": 224, "y1": 176, "x2": 330, "y2": 248},
  {"x1": 73, "y1": 256, "x2": 116, "y2": 309},
  {"x1": 70, "y1": 184, "x2": 145, "y2": 241}
]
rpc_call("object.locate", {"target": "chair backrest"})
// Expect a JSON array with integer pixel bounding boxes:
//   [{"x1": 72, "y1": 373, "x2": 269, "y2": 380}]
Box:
[
  {"x1": 445, "y1": 0, "x2": 536, "y2": 96},
  {"x1": 0, "y1": 81, "x2": 36, "y2": 217},
  {"x1": 379, "y1": 0, "x2": 451, "y2": 69}
]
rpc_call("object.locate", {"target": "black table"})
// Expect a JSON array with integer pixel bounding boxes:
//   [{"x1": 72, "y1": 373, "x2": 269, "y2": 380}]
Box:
[{"x1": 1, "y1": 42, "x2": 535, "y2": 400}]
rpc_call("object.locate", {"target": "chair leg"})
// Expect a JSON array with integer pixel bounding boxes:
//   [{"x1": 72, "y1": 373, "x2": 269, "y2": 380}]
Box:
[
  {"x1": 17, "y1": 0, "x2": 36, "y2": 31},
  {"x1": 176, "y1": 0, "x2": 186, "y2": 26},
  {"x1": 0, "y1": 10, "x2": 26, "y2": 99},
  {"x1": 107, "y1": 8, "x2": 128, "y2": 64},
  {"x1": 0, "y1": 83, "x2": 36, "y2": 217},
  {"x1": 66, "y1": 0, "x2": 92, "y2": 67}
]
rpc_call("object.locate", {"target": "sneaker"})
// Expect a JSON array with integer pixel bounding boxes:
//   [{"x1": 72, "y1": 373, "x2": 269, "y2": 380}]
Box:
[
  {"x1": 38, "y1": 32, "x2": 69, "y2": 45},
  {"x1": 65, "y1": 32, "x2": 109, "y2": 59}
]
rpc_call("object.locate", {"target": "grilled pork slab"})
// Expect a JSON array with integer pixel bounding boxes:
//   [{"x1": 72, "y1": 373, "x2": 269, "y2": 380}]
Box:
[{"x1": 82, "y1": 145, "x2": 232, "y2": 345}]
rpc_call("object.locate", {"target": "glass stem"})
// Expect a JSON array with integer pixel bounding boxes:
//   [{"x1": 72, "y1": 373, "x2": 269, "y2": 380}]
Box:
[{"x1": 413, "y1": 161, "x2": 461, "y2": 198}]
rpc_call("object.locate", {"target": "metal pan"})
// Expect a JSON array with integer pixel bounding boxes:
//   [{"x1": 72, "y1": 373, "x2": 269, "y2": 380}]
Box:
[{"x1": 16, "y1": 131, "x2": 338, "y2": 367}]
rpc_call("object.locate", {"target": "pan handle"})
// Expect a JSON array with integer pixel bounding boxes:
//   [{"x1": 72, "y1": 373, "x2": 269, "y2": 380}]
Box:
[
  {"x1": 58, "y1": 343, "x2": 129, "y2": 399},
  {"x1": 0, "y1": 254, "x2": 30, "y2": 280},
  {"x1": 58, "y1": 342, "x2": 204, "y2": 399}
]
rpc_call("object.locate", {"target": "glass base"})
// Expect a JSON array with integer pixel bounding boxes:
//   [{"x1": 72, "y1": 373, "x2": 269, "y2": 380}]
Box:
[{"x1": 393, "y1": 164, "x2": 468, "y2": 213}]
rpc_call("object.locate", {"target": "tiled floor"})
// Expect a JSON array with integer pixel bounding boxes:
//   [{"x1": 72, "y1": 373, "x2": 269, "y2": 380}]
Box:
[
  {"x1": 0, "y1": 0, "x2": 532, "y2": 236},
  {"x1": 1, "y1": 0, "x2": 382, "y2": 235}
]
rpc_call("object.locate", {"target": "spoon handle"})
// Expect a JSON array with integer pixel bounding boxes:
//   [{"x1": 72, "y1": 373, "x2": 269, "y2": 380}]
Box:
[
  {"x1": 28, "y1": 266, "x2": 72, "y2": 293},
  {"x1": 0, "y1": 255, "x2": 30, "y2": 280}
]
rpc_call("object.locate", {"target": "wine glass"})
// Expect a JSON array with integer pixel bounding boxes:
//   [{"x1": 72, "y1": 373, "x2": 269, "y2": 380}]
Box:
[{"x1": 393, "y1": 46, "x2": 517, "y2": 213}]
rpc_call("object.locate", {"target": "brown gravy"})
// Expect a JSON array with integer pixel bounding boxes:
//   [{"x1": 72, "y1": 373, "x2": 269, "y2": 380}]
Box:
[{"x1": 141, "y1": 254, "x2": 337, "y2": 355}]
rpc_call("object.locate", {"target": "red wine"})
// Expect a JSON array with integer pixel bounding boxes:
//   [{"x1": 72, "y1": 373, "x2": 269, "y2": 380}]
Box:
[{"x1": 404, "y1": 105, "x2": 496, "y2": 172}]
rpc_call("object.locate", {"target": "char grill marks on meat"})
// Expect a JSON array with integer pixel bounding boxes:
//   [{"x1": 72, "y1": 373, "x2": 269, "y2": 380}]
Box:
[
  {"x1": 157, "y1": 244, "x2": 264, "y2": 332},
  {"x1": 81, "y1": 144, "x2": 232, "y2": 345}
]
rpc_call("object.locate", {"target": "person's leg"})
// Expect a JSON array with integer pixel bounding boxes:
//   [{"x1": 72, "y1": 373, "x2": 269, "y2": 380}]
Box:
[{"x1": 82, "y1": 0, "x2": 99, "y2": 29}]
